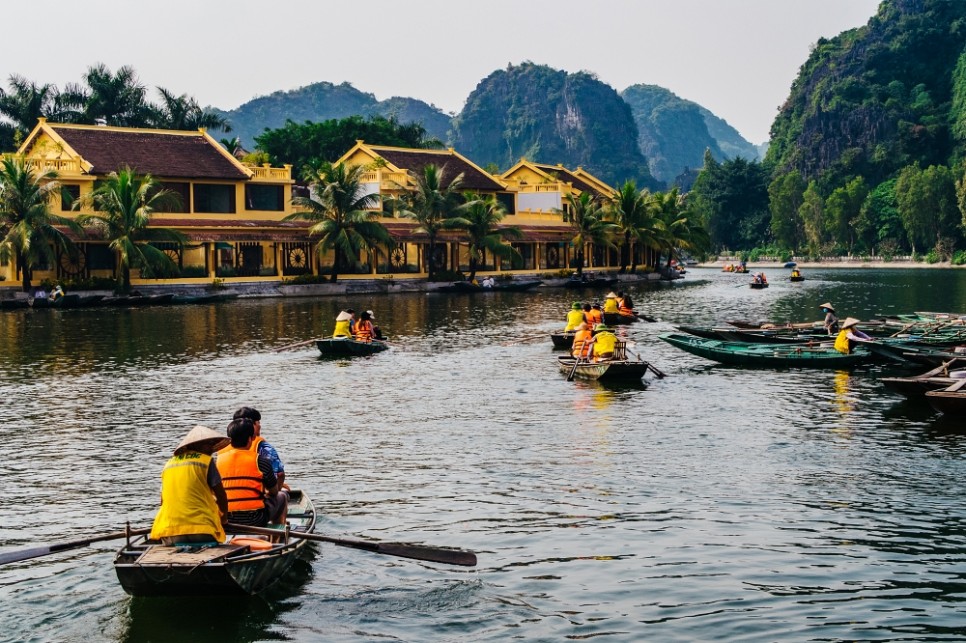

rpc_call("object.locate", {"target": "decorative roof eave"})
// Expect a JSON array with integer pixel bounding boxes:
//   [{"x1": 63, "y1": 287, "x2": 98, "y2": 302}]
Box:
[
  {"x1": 333, "y1": 140, "x2": 404, "y2": 174},
  {"x1": 18, "y1": 118, "x2": 94, "y2": 173}
]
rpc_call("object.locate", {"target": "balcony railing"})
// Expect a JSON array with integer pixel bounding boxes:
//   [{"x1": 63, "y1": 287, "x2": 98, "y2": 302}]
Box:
[
  {"x1": 246, "y1": 164, "x2": 292, "y2": 181},
  {"x1": 358, "y1": 170, "x2": 411, "y2": 190},
  {"x1": 20, "y1": 157, "x2": 84, "y2": 174}
]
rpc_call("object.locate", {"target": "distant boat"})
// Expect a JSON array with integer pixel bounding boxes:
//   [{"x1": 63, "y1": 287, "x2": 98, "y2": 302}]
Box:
[{"x1": 784, "y1": 261, "x2": 798, "y2": 268}]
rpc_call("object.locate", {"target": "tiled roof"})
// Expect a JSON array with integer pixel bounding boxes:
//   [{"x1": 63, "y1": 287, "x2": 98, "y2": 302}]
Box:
[
  {"x1": 533, "y1": 164, "x2": 602, "y2": 196},
  {"x1": 50, "y1": 126, "x2": 249, "y2": 180},
  {"x1": 369, "y1": 147, "x2": 504, "y2": 192}
]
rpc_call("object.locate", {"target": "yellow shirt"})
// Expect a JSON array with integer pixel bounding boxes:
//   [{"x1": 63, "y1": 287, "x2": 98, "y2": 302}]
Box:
[
  {"x1": 333, "y1": 319, "x2": 351, "y2": 338},
  {"x1": 594, "y1": 331, "x2": 617, "y2": 358},
  {"x1": 564, "y1": 310, "x2": 585, "y2": 331},
  {"x1": 150, "y1": 452, "x2": 224, "y2": 542},
  {"x1": 603, "y1": 299, "x2": 619, "y2": 314},
  {"x1": 834, "y1": 329, "x2": 851, "y2": 354}
]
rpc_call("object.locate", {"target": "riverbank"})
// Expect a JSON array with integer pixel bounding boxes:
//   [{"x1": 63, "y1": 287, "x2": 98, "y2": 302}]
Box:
[{"x1": 699, "y1": 259, "x2": 963, "y2": 270}]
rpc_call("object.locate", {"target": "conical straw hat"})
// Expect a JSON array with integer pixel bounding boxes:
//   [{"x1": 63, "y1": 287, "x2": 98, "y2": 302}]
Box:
[{"x1": 174, "y1": 425, "x2": 229, "y2": 455}]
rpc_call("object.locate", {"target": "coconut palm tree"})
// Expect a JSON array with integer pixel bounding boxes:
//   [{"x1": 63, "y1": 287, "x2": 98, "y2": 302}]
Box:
[
  {"x1": 75, "y1": 167, "x2": 185, "y2": 293},
  {"x1": 556, "y1": 192, "x2": 617, "y2": 277},
  {"x1": 0, "y1": 75, "x2": 79, "y2": 134},
  {"x1": 78, "y1": 63, "x2": 151, "y2": 127},
  {"x1": 0, "y1": 156, "x2": 82, "y2": 292},
  {"x1": 286, "y1": 162, "x2": 392, "y2": 284},
  {"x1": 651, "y1": 188, "x2": 710, "y2": 271},
  {"x1": 151, "y1": 88, "x2": 232, "y2": 133},
  {"x1": 392, "y1": 164, "x2": 465, "y2": 280},
  {"x1": 607, "y1": 180, "x2": 661, "y2": 273},
  {"x1": 449, "y1": 193, "x2": 522, "y2": 282}
]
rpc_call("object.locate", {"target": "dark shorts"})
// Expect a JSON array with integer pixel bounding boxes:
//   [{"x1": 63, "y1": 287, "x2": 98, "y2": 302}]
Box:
[{"x1": 264, "y1": 490, "x2": 289, "y2": 523}]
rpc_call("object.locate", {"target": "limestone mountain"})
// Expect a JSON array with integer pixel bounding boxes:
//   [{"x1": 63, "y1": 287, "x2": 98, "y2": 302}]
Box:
[
  {"x1": 451, "y1": 63, "x2": 659, "y2": 189},
  {"x1": 766, "y1": 0, "x2": 966, "y2": 190},
  {"x1": 217, "y1": 81, "x2": 452, "y2": 148}
]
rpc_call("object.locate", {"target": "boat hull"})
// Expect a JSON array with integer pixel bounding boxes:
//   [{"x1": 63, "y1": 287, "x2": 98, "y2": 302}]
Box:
[
  {"x1": 659, "y1": 332, "x2": 870, "y2": 368},
  {"x1": 926, "y1": 390, "x2": 966, "y2": 415},
  {"x1": 557, "y1": 356, "x2": 651, "y2": 381},
  {"x1": 551, "y1": 332, "x2": 575, "y2": 349},
  {"x1": 316, "y1": 338, "x2": 389, "y2": 356}
]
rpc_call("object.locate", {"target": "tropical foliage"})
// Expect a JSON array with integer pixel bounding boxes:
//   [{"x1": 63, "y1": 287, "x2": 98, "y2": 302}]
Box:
[
  {"x1": 0, "y1": 156, "x2": 82, "y2": 291},
  {"x1": 391, "y1": 164, "x2": 465, "y2": 280},
  {"x1": 449, "y1": 193, "x2": 521, "y2": 281},
  {"x1": 556, "y1": 192, "x2": 617, "y2": 277},
  {"x1": 605, "y1": 181, "x2": 661, "y2": 273},
  {"x1": 285, "y1": 162, "x2": 392, "y2": 283},
  {"x1": 75, "y1": 168, "x2": 186, "y2": 293}
]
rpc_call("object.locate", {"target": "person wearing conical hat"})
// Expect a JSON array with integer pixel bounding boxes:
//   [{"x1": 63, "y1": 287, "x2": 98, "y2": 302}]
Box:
[
  {"x1": 820, "y1": 302, "x2": 839, "y2": 335},
  {"x1": 150, "y1": 425, "x2": 230, "y2": 546},
  {"x1": 564, "y1": 302, "x2": 585, "y2": 332},
  {"x1": 333, "y1": 310, "x2": 353, "y2": 338},
  {"x1": 834, "y1": 317, "x2": 872, "y2": 354},
  {"x1": 603, "y1": 292, "x2": 619, "y2": 315}
]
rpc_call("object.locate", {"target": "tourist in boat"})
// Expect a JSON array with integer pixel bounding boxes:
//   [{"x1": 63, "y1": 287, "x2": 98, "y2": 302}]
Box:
[
  {"x1": 588, "y1": 303, "x2": 604, "y2": 329},
  {"x1": 617, "y1": 292, "x2": 635, "y2": 317},
  {"x1": 50, "y1": 285, "x2": 65, "y2": 301},
  {"x1": 834, "y1": 318, "x2": 873, "y2": 354},
  {"x1": 820, "y1": 302, "x2": 839, "y2": 335},
  {"x1": 353, "y1": 310, "x2": 376, "y2": 342},
  {"x1": 217, "y1": 418, "x2": 287, "y2": 527},
  {"x1": 332, "y1": 310, "x2": 353, "y2": 338},
  {"x1": 33, "y1": 286, "x2": 47, "y2": 299},
  {"x1": 150, "y1": 425, "x2": 230, "y2": 546},
  {"x1": 367, "y1": 310, "x2": 386, "y2": 340},
  {"x1": 591, "y1": 324, "x2": 618, "y2": 361},
  {"x1": 572, "y1": 322, "x2": 594, "y2": 359},
  {"x1": 564, "y1": 302, "x2": 585, "y2": 332},
  {"x1": 603, "y1": 292, "x2": 619, "y2": 315},
  {"x1": 481, "y1": 276, "x2": 495, "y2": 289},
  {"x1": 233, "y1": 407, "x2": 286, "y2": 490},
  {"x1": 791, "y1": 268, "x2": 802, "y2": 278}
]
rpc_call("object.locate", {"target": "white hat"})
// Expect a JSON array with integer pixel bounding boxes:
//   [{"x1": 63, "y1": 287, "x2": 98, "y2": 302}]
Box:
[
  {"x1": 336, "y1": 311, "x2": 352, "y2": 322},
  {"x1": 366, "y1": 310, "x2": 375, "y2": 320},
  {"x1": 605, "y1": 292, "x2": 618, "y2": 298},
  {"x1": 174, "y1": 425, "x2": 229, "y2": 456},
  {"x1": 819, "y1": 302, "x2": 835, "y2": 312},
  {"x1": 842, "y1": 317, "x2": 860, "y2": 329}
]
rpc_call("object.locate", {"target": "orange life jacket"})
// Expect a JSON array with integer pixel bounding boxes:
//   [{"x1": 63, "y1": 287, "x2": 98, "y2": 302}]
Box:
[
  {"x1": 216, "y1": 446, "x2": 265, "y2": 512},
  {"x1": 587, "y1": 309, "x2": 603, "y2": 328},
  {"x1": 354, "y1": 320, "x2": 374, "y2": 342},
  {"x1": 572, "y1": 329, "x2": 594, "y2": 358}
]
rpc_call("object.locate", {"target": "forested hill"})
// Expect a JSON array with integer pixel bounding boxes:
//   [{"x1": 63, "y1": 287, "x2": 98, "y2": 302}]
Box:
[
  {"x1": 766, "y1": 0, "x2": 966, "y2": 190},
  {"x1": 216, "y1": 81, "x2": 452, "y2": 148},
  {"x1": 450, "y1": 63, "x2": 660, "y2": 190},
  {"x1": 621, "y1": 85, "x2": 760, "y2": 184}
]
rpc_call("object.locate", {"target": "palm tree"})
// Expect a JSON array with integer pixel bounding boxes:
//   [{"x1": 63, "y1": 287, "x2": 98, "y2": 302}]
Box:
[
  {"x1": 0, "y1": 156, "x2": 82, "y2": 292},
  {"x1": 79, "y1": 63, "x2": 151, "y2": 127},
  {"x1": 151, "y1": 88, "x2": 232, "y2": 133},
  {"x1": 651, "y1": 188, "x2": 711, "y2": 271},
  {"x1": 607, "y1": 181, "x2": 661, "y2": 273},
  {"x1": 286, "y1": 162, "x2": 392, "y2": 284},
  {"x1": 75, "y1": 167, "x2": 185, "y2": 293},
  {"x1": 0, "y1": 75, "x2": 76, "y2": 134},
  {"x1": 556, "y1": 192, "x2": 616, "y2": 277},
  {"x1": 449, "y1": 193, "x2": 522, "y2": 282},
  {"x1": 392, "y1": 164, "x2": 465, "y2": 280}
]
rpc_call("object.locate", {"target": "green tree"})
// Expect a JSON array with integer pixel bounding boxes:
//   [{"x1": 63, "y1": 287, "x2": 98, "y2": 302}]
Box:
[
  {"x1": 896, "y1": 164, "x2": 959, "y2": 254},
  {"x1": 286, "y1": 162, "x2": 391, "y2": 283},
  {"x1": 0, "y1": 75, "x2": 75, "y2": 136},
  {"x1": 75, "y1": 167, "x2": 185, "y2": 293},
  {"x1": 768, "y1": 171, "x2": 805, "y2": 250},
  {"x1": 606, "y1": 180, "x2": 660, "y2": 273},
  {"x1": 392, "y1": 164, "x2": 465, "y2": 280},
  {"x1": 150, "y1": 88, "x2": 232, "y2": 133},
  {"x1": 556, "y1": 191, "x2": 616, "y2": 277},
  {"x1": 689, "y1": 151, "x2": 770, "y2": 251},
  {"x1": 825, "y1": 176, "x2": 868, "y2": 253},
  {"x1": 651, "y1": 188, "x2": 710, "y2": 269},
  {"x1": 449, "y1": 193, "x2": 521, "y2": 281},
  {"x1": 856, "y1": 179, "x2": 903, "y2": 255},
  {"x1": 0, "y1": 156, "x2": 82, "y2": 292},
  {"x1": 799, "y1": 181, "x2": 825, "y2": 254},
  {"x1": 77, "y1": 63, "x2": 151, "y2": 127}
]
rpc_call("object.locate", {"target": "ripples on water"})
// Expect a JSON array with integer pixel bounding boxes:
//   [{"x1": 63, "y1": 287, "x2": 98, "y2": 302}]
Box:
[{"x1": 1, "y1": 268, "x2": 966, "y2": 642}]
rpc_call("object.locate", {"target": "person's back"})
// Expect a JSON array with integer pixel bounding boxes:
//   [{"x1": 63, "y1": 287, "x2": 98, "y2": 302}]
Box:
[
  {"x1": 572, "y1": 324, "x2": 593, "y2": 358},
  {"x1": 333, "y1": 311, "x2": 352, "y2": 338},
  {"x1": 603, "y1": 294, "x2": 619, "y2": 314},
  {"x1": 354, "y1": 311, "x2": 375, "y2": 342},
  {"x1": 619, "y1": 294, "x2": 634, "y2": 316},
  {"x1": 588, "y1": 305, "x2": 603, "y2": 328},
  {"x1": 593, "y1": 327, "x2": 617, "y2": 360},
  {"x1": 217, "y1": 418, "x2": 283, "y2": 527},
  {"x1": 564, "y1": 303, "x2": 585, "y2": 332}
]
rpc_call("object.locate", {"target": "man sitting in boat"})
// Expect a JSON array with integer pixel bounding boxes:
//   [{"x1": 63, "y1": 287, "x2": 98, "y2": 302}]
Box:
[
  {"x1": 591, "y1": 324, "x2": 617, "y2": 360},
  {"x1": 820, "y1": 302, "x2": 839, "y2": 335},
  {"x1": 603, "y1": 292, "x2": 619, "y2": 315},
  {"x1": 150, "y1": 425, "x2": 230, "y2": 546},
  {"x1": 217, "y1": 418, "x2": 287, "y2": 527},
  {"x1": 564, "y1": 302, "x2": 585, "y2": 332},
  {"x1": 353, "y1": 310, "x2": 376, "y2": 342},
  {"x1": 481, "y1": 276, "x2": 495, "y2": 289},
  {"x1": 572, "y1": 323, "x2": 594, "y2": 359},
  {"x1": 790, "y1": 268, "x2": 801, "y2": 278},
  {"x1": 233, "y1": 407, "x2": 286, "y2": 490},
  {"x1": 834, "y1": 318, "x2": 873, "y2": 354},
  {"x1": 588, "y1": 303, "x2": 604, "y2": 329},
  {"x1": 332, "y1": 310, "x2": 353, "y2": 338}
]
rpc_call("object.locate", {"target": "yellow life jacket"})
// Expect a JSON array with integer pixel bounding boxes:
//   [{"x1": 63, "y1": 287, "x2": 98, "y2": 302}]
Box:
[
  {"x1": 572, "y1": 329, "x2": 593, "y2": 358},
  {"x1": 333, "y1": 319, "x2": 351, "y2": 338},
  {"x1": 150, "y1": 452, "x2": 224, "y2": 542},
  {"x1": 216, "y1": 447, "x2": 265, "y2": 512},
  {"x1": 593, "y1": 331, "x2": 617, "y2": 358},
  {"x1": 834, "y1": 329, "x2": 852, "y2": 354},
  {"x1": 603, "y1": 299, "x2": 618, "y2": 314},
  {"x1": 564, "y1": 310, "x2": 585, "y2": 332}
]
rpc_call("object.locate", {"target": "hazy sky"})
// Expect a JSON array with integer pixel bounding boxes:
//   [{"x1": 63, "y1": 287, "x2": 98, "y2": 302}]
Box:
[{"x1": 3, "y1": 0, "x2": 882, "y2": 144}]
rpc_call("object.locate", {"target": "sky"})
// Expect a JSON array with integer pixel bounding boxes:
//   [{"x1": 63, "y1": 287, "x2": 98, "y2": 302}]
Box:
[{"x1": 3, "y1": 0, "x2": 882, "y2": 144}]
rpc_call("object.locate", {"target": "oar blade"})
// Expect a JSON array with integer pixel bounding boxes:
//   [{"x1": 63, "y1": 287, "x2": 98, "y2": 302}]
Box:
[
  {"x1": 372, "y1": 542, "x2": 478, "y2": 567},
  {"x1": 0, "y1": 545, "x2": 61, "y2": 566}
]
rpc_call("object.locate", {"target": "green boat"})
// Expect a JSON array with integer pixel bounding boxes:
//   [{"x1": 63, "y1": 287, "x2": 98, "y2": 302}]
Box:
[
  {"x1": 316, "y1": 337, "x2": 389, "y2": 357},
  {"x1": 659, "y1": 332, "x2": 871, "y2": 368}
]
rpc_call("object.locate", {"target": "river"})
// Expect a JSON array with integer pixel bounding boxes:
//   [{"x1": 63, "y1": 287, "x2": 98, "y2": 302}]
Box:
[{"x1": 1, "y1": 267, "x2": 965, "y2": 642}]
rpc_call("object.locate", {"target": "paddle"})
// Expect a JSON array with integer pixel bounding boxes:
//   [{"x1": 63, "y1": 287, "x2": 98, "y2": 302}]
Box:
[
  {"x1": 274, "y1": 337, "x2": 325, "y2": 352},
  {"x1": 0, "y1": 526, "x2": 152, "y2": 566},
  {"x1": 567, "y1": 354, "x2": 584, "y2": 381},
  {"x1": 625, "y1": 344, "x2": 666, "y2": 378},
  {"x1": 501, "y1": 332, "x2": 551, "y2": 346},
  {"x1": 226, "y1": 523, "x2": 477, "y2": 567}
]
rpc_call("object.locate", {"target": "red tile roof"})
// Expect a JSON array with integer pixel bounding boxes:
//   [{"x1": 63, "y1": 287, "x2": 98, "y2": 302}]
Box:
[
  {"x1": 51, "y1": 126, "x2": 249, "y2": 180},
  {"x1": 532, "y1": 163, "x2": 605, "y2": 196},
  {"x1": 369, "y1": 147, "x2": 504, "y2": 192}
]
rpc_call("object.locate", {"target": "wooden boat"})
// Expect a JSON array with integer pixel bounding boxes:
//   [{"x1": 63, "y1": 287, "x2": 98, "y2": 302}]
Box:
[
  {"x1": 749, "y1": 281, "x2": 769, "y2": 289},
  {"x1": 789, "y1": 275, "x2": 805, "y2": 282},
  {"x1": 551, "y1": 331, "x2": 575, "y2": 349},
  {"x1": 659, "y1": 332, "x2": 871, "y2": 368},
  {"x1": 443, "y1": 279, "x2": 543, "y2": 293},
  {"x1": 557, "y1": 355, "x2": 652, "y2": 382},
  {"x1": 170, "y1": 292, "x2": 240, "y2": 305},
  {"x1": 924, "y1": 377, "x2": 966, "y2": 415},
  {"x1": 114, "y1": 488, "x2": 316, "y2": 596},
  {"x1": 880, "y1": 359, "x2": 966, "y2": 398},
  {"x1": 603, "y1": 312, "x2": 648, "y2": 325},
  {"x1": 563, "y1": 276, "x2": 618, "y2": 289},
  {"x1": 0, "y1": 298, "x2": 29, "y2": 310},
  {"x1": 316, "y1": 337, "x2": 389, "y2": 356}
]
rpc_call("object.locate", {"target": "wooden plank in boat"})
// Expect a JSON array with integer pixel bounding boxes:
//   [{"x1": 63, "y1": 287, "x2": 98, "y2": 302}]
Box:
[{"x1": 136, "y1": 544, "x2": 246, "y2": 565}]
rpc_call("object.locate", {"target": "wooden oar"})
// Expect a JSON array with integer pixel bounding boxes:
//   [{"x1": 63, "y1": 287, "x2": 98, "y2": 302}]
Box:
[
  {"x1": 274, "y1": 337, "x2": 325, "y2": 352},
  {"x1": 501, "y1": 332, "x2": 551, "y2": 346},
  {"x1": 625, "y1": 345, "x2": 666, "y2": 378},
  {"x1": 226, "y1": 523, "x2": 476, "y2": 567},
  {"x1": 567, "y1": 354, "x2": 584, "y2": 381},
  {"x1": 0, "y1": 526, "x2": 151, "y2": 566}
]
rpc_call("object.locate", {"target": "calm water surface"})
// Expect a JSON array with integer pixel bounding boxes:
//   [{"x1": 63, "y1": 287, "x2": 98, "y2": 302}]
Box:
[{"x1": 2, "y1": 267, "x2": 966, "y2": 642}]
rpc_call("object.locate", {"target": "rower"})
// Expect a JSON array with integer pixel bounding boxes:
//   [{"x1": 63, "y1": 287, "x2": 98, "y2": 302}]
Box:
[
  {"x1": 591, "y1": 324, "x2": 617, "y2": 361},
  {"x1": 820, "y1": 302, "x2": 839, "y2": 335},
  {"x1": 603, "y1": 292, "x2": 619, "y2": 315},
  {"x1": 834, "y1": 317, "x2": 873, "y2": 354},
  {"x1": 333, "y1": 310, "x2": 353, "y2": 338}
]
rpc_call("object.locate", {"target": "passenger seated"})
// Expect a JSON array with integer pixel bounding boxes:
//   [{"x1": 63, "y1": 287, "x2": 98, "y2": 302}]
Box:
[{"x1": 217, "y1": 419, "x2": 287, "y2": 528}]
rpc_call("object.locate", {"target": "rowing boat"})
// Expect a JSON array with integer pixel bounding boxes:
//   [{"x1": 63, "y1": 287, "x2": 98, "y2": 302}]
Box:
[
  {"x1": 880, "y1": 359, "x2": 966, "y2": 398},
  {"x1": 114, "y1": 489, "x2": 316, "y2": 596},
  {"x1": 316, "y1": 337, "x2": 389, "y2": 356},
  {"x1": 551, "y1": 331, "x2": 575, "y2": 349},
  {"x1": 441, "y1": 279, "x2": 543, "y2": 293},
  {"x1": 557, "y1": 356, "x2": 652, "y2": 382},
  {"x1": 659, "y1": 332, "x2": 871, "y2": 368}
]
